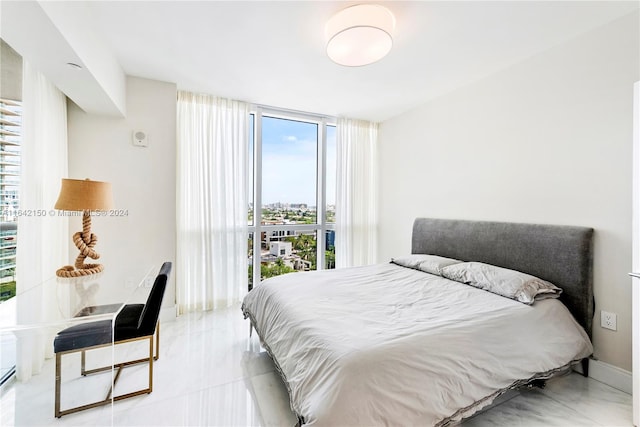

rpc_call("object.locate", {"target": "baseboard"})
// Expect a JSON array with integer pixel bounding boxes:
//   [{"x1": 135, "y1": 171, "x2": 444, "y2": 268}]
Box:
[{"x1": 587, "y1": 359, "x2": 632, "y2": 394}]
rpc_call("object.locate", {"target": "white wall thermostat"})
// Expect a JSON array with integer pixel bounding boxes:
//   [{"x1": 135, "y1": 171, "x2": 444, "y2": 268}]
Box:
[{"x1": 132, "y1": 130, "x2": 149, "y2": 147}]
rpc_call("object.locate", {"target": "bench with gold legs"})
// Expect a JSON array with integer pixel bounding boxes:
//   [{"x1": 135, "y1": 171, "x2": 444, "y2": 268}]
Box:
[{"x1": 53, "y1": 262, "x2": 172, "y2": 418}]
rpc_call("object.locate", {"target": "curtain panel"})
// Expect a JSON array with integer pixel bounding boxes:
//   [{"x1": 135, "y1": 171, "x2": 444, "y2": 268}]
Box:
[
  {"x1": 335, "y1": 118, "x2": 378, "y2": 268},
  {"x1": 176, "y1": 91, "x2": 248, "y2": 313},
  {"x1": 15, "y1": 61, "x2": 69, "y2": 381}
]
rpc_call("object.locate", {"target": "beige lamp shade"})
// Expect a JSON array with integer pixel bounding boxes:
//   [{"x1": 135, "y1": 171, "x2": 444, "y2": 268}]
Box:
[{"x1": 54, "y1": 178, "x2": 114, "y2": 211}]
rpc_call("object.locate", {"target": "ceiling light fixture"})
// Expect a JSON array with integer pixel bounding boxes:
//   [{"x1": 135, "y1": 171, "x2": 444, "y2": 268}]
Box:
[{"x1": 325, "y1": 4, "x2": 396, "y2": 67}]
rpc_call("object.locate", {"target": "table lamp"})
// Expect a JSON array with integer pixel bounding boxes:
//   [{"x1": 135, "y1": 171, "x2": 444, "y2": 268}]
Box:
[{"x1": 54, "y1": 178, "x2": 114, "y2": 278}]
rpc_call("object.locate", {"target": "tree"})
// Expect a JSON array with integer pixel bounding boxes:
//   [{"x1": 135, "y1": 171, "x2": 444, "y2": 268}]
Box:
[
  {"x1": 325, "y1": 246, "x2": 335, "y2": 269},
  {"x1": 261, "y1": 258, "x2": 295, "y2": 279},
  {"x1": 293, "y1": 234, "x2": 315, "y2": 261}
]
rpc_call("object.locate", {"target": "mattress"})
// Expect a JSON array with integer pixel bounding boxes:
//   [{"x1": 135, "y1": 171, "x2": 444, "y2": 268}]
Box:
[{"x1": 241, "y1": 263, "x2": 593, "y2": 426}]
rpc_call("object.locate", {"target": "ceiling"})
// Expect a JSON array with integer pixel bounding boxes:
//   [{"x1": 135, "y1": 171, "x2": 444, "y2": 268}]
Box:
[{"x1": 8, "y1": 1, "x2": 640, "y2": 121}]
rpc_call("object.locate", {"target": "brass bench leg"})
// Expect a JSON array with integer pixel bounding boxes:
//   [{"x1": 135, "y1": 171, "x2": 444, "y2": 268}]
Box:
[
  {"x1": 55, "y1": 334, "x2": 157, "y2": 418},
  {"x1": 149, "y1": 334, "x2": 154, "y2": 392},
  {"x1": 55, "y1": 353, "x2": 62, "y2": 418},
  {"x1": 154, "y1": 322, "x2": 160, "y2": 361}
]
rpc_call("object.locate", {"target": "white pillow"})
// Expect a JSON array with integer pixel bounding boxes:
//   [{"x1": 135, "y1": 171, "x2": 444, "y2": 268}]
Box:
[
  {"x1": 440, "y1": 262, "x2": 562, "y2": 305},
  {"x1": 391, "y1": 254, "x2": 463, "y2": 276}
]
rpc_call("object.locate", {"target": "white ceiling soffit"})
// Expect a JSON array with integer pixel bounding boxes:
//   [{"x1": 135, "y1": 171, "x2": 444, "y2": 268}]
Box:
[{"x1": 0, "y1": 1, "x2": 126, "y2": 117}]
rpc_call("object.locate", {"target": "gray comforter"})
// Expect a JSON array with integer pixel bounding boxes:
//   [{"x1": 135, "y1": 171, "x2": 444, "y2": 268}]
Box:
[{"x1": 242, "y1": 263, "x2": 593, "y2": 426}]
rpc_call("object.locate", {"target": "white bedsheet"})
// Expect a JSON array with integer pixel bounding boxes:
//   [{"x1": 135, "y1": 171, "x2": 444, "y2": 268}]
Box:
[{"x1": 241, "y1": 263, "x2": 593, "y2": 426}]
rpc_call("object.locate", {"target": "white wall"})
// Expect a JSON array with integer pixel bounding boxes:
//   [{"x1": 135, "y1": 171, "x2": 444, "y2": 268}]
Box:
[
  {"x1": 67, "y1": 76, "x2": 176, "y2": 313},
  {"x1": 378, "y1": 12, "x2": 639, "y2": 371}
]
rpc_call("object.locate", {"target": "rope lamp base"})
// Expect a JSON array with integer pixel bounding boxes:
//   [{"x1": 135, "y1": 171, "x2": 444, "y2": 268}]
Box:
[
  {"x1": 56, "y1": 264, "x2": 104, "y2": 278},
  {"x1": 56, "y1": 210, "x2": 104, "y2": 278}
]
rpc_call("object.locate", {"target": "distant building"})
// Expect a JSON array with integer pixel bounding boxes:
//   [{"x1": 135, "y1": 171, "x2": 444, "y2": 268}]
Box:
[
  {"x1": 259, "y1": 253, "x2": 278, "y2": 264},
  {"x1": 0, "y1": 222, "x2": 16, "y2": 279},
  {"x1": 325, "y1": 230, "x2": 335, "y2": 248},
  {"x1": 270, "y1": 241, "x2": 292, "y2": 258},
  {"x1": 0, "y1": 98, "x2": 20, "y2": 283},
  {"x1": 263, "y1": 228, "x2": 297, "y2": 247},
  {"x1": 293, "y1": 258, "x2": 311, "y2": 271}
]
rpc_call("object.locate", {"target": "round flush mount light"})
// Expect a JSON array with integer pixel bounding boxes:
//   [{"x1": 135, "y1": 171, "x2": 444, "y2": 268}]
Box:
[{"x1": 325, "y1": 4, "x2": 396, "y2": 67}]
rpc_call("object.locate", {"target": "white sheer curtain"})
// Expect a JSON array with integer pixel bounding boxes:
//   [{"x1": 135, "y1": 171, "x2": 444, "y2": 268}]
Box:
[
  {"x1": 176, "y1": 91, "x2": 248, "y2": 313},
  {"x1": 15, "y1": 61, "x2": 68, "y2": 381},
  {"x1": 335, "y1": 118, "x2": 378, "y2": 268}
]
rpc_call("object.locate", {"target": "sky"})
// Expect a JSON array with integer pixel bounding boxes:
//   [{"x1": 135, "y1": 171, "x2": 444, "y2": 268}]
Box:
[{"x1": 250, "y1": 116, "x2": 336, "y2": 207}]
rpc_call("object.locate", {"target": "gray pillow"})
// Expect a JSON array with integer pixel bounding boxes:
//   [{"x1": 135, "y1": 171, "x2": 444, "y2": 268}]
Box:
[
  {"x1": 440, "y1": 262, "x2": 562, "y2": 305},
  {"x1": 391, "y1": 254, "x2": 462, "y2": 276}
]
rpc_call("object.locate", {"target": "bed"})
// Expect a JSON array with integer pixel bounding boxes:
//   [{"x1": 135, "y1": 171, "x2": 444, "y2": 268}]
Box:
[{"x1": 242, "y1": 218, "x2": 595, "y2": 426}]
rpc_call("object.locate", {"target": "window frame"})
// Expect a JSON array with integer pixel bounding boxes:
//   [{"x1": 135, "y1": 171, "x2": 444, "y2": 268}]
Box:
[{"x1": 248, "y1": 106, "x2": 336, "y2": 286}]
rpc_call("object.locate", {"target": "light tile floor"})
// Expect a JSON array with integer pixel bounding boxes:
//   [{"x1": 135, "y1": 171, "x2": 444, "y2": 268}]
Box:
[{"x1": 0, "y1": 305, "x2": 633, "y2": 426}]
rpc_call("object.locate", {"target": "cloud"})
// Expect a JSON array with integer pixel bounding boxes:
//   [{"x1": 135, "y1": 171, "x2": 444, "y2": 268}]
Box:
[{"x1": 254, "y1": 117, "x2": 336, "y2": 206}]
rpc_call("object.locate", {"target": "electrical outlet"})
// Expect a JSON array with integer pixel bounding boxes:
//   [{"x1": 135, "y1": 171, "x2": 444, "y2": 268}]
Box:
[{"x1": 600, "y1": 310, "x2": 617, "y2": 331}]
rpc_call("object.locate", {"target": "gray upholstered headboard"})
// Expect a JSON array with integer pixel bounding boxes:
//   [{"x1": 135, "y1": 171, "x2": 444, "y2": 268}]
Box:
[{"x1": 411, "y1": 218, "x2": 594, "y2": 338}]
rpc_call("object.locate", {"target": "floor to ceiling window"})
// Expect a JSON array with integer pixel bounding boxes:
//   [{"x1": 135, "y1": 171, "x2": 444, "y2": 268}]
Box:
[
  {"x1": 248, "y1": 108, "x2": 336, "y2": 290},
  {"x1": 0, "y1": 98, "x2": 20, "y2": 296},
  {"x1": 0, "y1": 39, "x2": 22, "y2": 386},
  {"x1": 0, "y1": 97, "x2": 21, "y2": 385}
]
